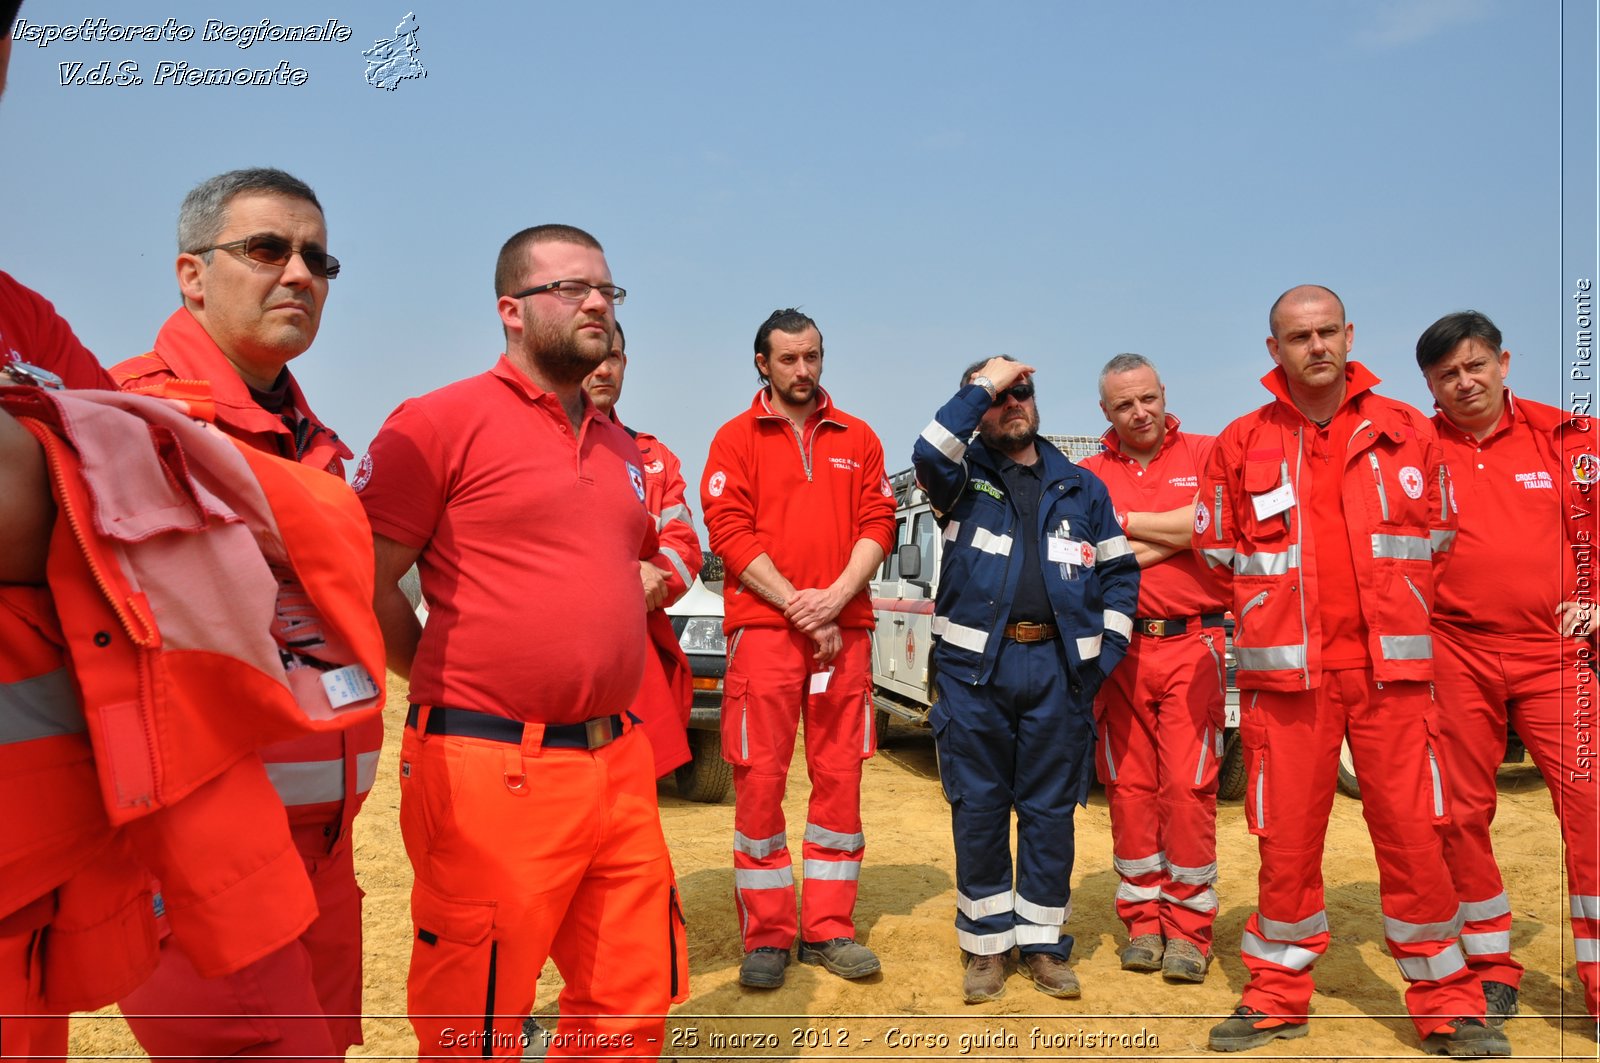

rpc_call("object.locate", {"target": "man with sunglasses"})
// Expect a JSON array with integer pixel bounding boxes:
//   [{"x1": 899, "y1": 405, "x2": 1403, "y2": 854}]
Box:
[
  {"x1": 359, "y1": 225, "x2": 683, "y2": 1057},
  {"x1": 913, "y1": 355, "x2": 1138, "y2": 1003},
  {"x1": 1078, "y1": 354, "x2": 1228, "y2": 985},
  {"x1": 700, "y1": 308, "x2": 896, "y2": 989},
  {"x1": 110, "y1": 168, "x2": 377, "y2": 1060}
]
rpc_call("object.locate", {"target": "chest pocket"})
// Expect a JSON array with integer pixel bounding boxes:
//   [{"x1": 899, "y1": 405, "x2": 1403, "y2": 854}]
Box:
[
  {"x1": 1363, "y1": 443, "x2": 1429, "y2": 529},
  {"x1": 1241, "y1": 452, "x2": 1291, "y2": 541}
]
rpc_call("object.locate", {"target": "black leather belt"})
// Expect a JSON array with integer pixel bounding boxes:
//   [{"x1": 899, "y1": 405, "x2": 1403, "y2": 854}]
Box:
[
  {"x1": 1135, "y1": 613, "x2": 1227, "y2": 638},
  {"x1": 1003, "y1": 621, "x2": 1059, "y2": 643},
  {"x1": 406, "y1": 704, "x2": 630, "y2": 750}
]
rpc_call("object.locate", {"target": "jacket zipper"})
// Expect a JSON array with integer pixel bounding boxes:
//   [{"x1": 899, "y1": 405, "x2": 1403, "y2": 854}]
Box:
[
  {"x1": 1213, "y1": 484, "x2": 1225, "y2": 540},
  {"x1": 1201, "y1": 632, "x2": 1225, "y2": 695},
  {"x1": 789, "y1": 421, "x2": 814, "y2": 481},
  {"x1": 1426, "y1": 743, "x2": 1444, "y2": 817},
  {"x1": 1402, "y1": 574, "x2": 1428, "y2": 614},
  {"x1": 1368, "y1": 452, "x2": 1390, "y2": 522},
  {"x1": 1292, "y1": 431, "x2": 1309, "y2": 689},
  {"x1": 1238, "y1": 590, "x2": 1269, "y2": 622}
]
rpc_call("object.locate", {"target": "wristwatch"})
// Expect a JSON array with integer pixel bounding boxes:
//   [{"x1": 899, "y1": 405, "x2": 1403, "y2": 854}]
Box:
[
  {"x1": 971, "y1": 374, "x2": 997, "y2": 399},
  {"x1": 0, "y1": 360, "x2": 63, "y2": 390}
]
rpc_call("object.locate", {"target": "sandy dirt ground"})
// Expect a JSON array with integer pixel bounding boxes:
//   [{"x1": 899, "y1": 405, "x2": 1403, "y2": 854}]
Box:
[{"x1": 68, "y1": 675, "x2": 1598, "y2": 1061}]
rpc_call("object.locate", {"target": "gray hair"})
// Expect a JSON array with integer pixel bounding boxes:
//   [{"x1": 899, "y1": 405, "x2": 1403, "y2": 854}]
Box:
[
  {"x1": 960, "y1": 353, "x2": 1017, "y2": 389},
  {"x1": 1097, "y1": 352, "x2": 1159, "y2": 400},
  {"x1": 178, "y1": 168, "x2": 323, "y2": 254}
]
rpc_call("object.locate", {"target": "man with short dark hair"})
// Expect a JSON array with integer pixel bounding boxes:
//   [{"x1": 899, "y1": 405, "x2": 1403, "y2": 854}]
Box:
[
  {"x1": 914, "y1": 355, "x2": 1138, "y2": 1003},
  {"x1": 360, "y1": 224, "x2": 683, "y2": 1057},
  {"x1": 701, "y1": 308, "x2": 896, "y2": 989},
  {"x1": 1199, "y1": 285, "x2": 1505, "y2": 1056},
  {"x1": 1415, "y1": 309, "x2": 1599, "y2": 1023},
  {"x1": 1080, "y1": 353, "x2": 1226, "y2": 985},
  {"x1": 583, "y1": 322, "x2": 704, "y2": 778}
]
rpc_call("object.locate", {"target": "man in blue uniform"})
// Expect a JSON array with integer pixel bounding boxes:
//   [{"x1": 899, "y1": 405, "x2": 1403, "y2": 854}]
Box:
[{"x1": 913, "y1": 354, "x2": 1139, "y2": 1003}]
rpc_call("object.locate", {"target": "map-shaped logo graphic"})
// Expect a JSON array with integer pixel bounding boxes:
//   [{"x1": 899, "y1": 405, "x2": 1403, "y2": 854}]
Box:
[{"x1": 364, "y1": 12, "x2": 426, "y2": 91}]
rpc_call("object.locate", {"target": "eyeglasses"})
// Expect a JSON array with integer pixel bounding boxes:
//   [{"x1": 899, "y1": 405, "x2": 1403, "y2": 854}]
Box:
[
  {"x1": 992, "y1": 382, "x2": 1035, "y2": 406},
  {"x1": 509, "y1": 279, "x2": 627, "y2": 306},
  {"x1": 191, "y1": 234, "x2": 341, "y2": 279}
]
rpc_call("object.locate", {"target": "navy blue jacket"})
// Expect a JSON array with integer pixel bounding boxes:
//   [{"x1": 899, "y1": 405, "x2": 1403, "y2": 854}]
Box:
[{"x1": 912, "y1": 383, "x2": 1139, "y2": 694}]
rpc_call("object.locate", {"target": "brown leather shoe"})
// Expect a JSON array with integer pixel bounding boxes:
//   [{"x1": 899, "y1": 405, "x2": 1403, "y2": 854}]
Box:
[
  {"x1": 962, "y1": 950, "x2": 1007, "y2": 1003},
  {"x1": 1019, "y1": 951, "x2": 1080, "y2": 998},
  {"x1": 1161, "y1": 938, "x2": 1208, "y2": 983},
  {"x1": 1120, "y1": 932, "x2": 1164, "y2": 972}
]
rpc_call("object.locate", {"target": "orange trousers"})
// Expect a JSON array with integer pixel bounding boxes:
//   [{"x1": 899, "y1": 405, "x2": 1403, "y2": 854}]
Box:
[{"x1": 399, "y1": 716, "x2": 685, "y2": 1059}]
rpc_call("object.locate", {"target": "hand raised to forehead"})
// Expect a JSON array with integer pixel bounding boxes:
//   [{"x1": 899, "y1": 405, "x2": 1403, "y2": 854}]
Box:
[{"x1": 975, "y1": 357, "x2": 1034, "y2": 392}]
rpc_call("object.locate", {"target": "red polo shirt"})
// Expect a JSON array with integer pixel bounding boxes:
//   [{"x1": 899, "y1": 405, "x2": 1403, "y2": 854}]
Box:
[
  {"x1": 1079, "y1": 415, "x2": 1226, "y2": 618},
  {"x1": 0, "y1": 270, "x2": 114, "y2": 389},
  {"x1": 357, "y1": 355, "x2": 653, "y2": 723},
  {"x1": 1433, "y1": 393, "x2": 1564, "y2": 639}
]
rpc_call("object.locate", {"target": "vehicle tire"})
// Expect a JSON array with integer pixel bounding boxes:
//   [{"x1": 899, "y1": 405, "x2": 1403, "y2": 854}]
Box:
[
  {"x1": 874, "y1": 708, "x2": 892, "y2": 749},
  {"x1": 675, "y1": 730, "x2": 732, "y2": 803},
  {"x1": 1217, "y1": 730, "x2": 1248, "y2": 801},
  {"x1": 1336, "y1": 736, "x2": 1362, "y2": 799}
]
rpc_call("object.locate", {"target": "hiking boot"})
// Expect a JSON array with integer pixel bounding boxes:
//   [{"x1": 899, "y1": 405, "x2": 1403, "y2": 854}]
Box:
[
  {"x1": 1162, "y1": 938, "x2": 1208, "y2": 983},
  {"x1": 1482, "y1": 981, "x2": 1518, "y2": 1028},
  {"x1": 1120, "y1": 932, "x2": 1164, "y2": 972},
  {"x1": 1421, "y1": 1017, "x2": 1511, "y2": 1057},
  {"x1": 1208, "y1": 1005, "x2": 1308, "y2": 1052},
  {"x1": 961, "y1": 950, "x2": 1007, "y2": 1003},
  {"x1": 1018, "y1": 952, "x2": 1081, "y2": 998},
  {"x1": 798, "y1": 937, "x2": 881, "y2": 979},
  {"x1": 738, "y1": 946, "x2": 789, "y2": 989}
]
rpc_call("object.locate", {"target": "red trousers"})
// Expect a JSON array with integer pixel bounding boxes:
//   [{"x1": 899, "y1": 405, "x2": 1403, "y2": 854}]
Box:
[
  {"x1": 722, "y1": 627, "x2": 875, "y2": 951},
  {"x1": 400, "y1": 717, "x2": 683, "y2": 1059},
  {"x1": 1434, "y1": 626, "x2": 1600, "y2": 1016},
  {"x1": 1237, "y1": 670, "x2": 1485, "y2": 1038},
  {"x1": 0, "y1": 905, "x2": 66, "y2": 1062},
  {"x1": 120, "y1": 839, "x2": 364, "y2": 1059},
  {"x1": 1094, "y1": 626, "x2": 1226, "y2": 952}
]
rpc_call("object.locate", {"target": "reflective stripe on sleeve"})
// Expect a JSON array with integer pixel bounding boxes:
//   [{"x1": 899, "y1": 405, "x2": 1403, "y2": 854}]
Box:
[
  {"x1": 1431, "y1": 528, "x2": 1456, "y2": 554},
  {"x1": 920, "y1": 419, "x2": 967, "y2": 464},
  {"x1": 1104, "y1": 610, "x2": 1133, "y2": 640},
  {"x1": 1076, "y1": 634, "x2": 1102, "y2": 660},
  {"x1": 957, "y1": 889, "x2": 1015, "y2": 920},
  {"x1": 1395, "y1": 944, "x2": 1467, "y2": 982},
  {"x1": 942, "y1": 519, "x2": 961, "y2": 542},
  {"x1": 1371, "y1": 533, "x2": 1431, "y2": 561},
  {"x1": 1380, "y1": 635, "x2": 1433, "y2": 661},
  {"x1": 734, "y1": 830, "x2": 788, "y2": 859},
  {"x1": 658, "y1": 546, "x2": 693, "y2": 589},
  {"x1": 1199, "y1": 546, "x2": 1236, "y2": 569},
  {"x1": 1096, "y1": 535, "x2": 1132, "y2": 562},
  {"x1": 803, "y1": 822, "x2": 865, "y2": 852},
  {"x1": 970, "y1": 528, "x2": 1014, "y2": 556},
  {"x1": 0, "y1": 669, "x2": 85, "y2": 745},
  {"x1": 932, "y1": 616, "x2": 988, "y2": 653},
  {"x1": 657, "y1": 504, "x2": 692, "y2": 530}
]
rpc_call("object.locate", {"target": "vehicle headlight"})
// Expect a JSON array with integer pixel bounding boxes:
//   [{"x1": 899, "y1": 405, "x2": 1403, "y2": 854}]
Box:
[{"x1": 678, "y1": 617, "x2": 726, "y2": 654}]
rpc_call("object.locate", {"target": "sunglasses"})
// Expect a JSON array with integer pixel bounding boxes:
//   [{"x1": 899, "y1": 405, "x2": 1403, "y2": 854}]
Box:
[
  {"x1": 991, "y1": 382, "x2": 1034, "y2": 406},
  {"x1": 191, "y1": 234, "x2": 342, "y2": 279}
]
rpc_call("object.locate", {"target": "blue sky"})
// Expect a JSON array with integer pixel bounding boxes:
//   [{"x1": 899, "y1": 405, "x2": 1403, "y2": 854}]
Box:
[{"x1": 3, "y1": 1, "x2": 1593, "y2": 514}]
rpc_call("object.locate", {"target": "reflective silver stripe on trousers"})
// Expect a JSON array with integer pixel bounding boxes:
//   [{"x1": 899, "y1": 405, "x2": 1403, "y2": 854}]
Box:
[
  {"x1": 804, "y1": 822, "x2": 865, "y2": 852},
  {"x1": 0, "y1": 669, "x2": 85, "y2": 745},
  {"x1": 1014, "y1": 923, "x2": 1061, "y2": 944},
  {"x1": 1461, "y1": 892, "x2": 1512, "y2": 922},
  {"x1": 1015, "y1": 895, "x2": 1068, "y2": 925},
  {"x1": 1104, "y1": 609, "x2": 1133, "y2": 640},
  {"x1": 1236, "y1": 644, "x2": 1308, "y2": 671},
  {"x1": 658, "y1": 546, "x2": 693, "y2": 589},
  {"x1": 735, "y1": 867, "x2": 794, "y2": 890},
  {"x1": 1242, "y1": 930, "x2": 1319, "y2": 971},
  {"x1": 1384, "y1": 907, "x2": 1463, "y2": 944},
  {"x1": 266, "y1": 750, "x2": 381, "y2": 806},
  {"x1": 1235, "y1": 546, "x2": 1299, "y2": 576},
  {"x1": 1116, "y1": 882, "x2": 1161, "y2": 903},
  {"x1": 734, "y1": 830, "x2": 788, "y2": 859},
  {"x1": 1258, "y1": 910, "x2": 1328, "y2": 941},
  {"x1": 1114, "y1": 851, "x2": 1166, "y2": 878},
  {"x1": 1395, "y1": 944, "x2": 1467, "y2": 982},
  {"x1": 1380, "y1": 635, "x2": 1433, "y2": 661},
  {"x1": 1461, "y1": 931, "x2": 1512, "y2": 955},
  {"x1": 1076, "y1": 634, "x2": 1102, "y2": 661},
  {"x1": 1431, "y1": 528, "x2": 1456, "y2": 553},
  {"x1": 970, "y1": 528, "x2": 1013, "y2": 556},
  {"x1": 932, "y1": 616, "x2": 988, "y2": 653},
  {"x1": 657, "y1": 504, "x2": 692, "y2": 530},
  {"x1": 1168, "y1": 860, "x2": 1218, "y2": 885},
  {"x1": 1200, "y1": 546, "x2": 1235, "y2": 569},
  {"x1": 802, "y1": 858, "x2": 861, "y2": 881},
  {"x1": 1371, "y1": 533, "x2": 1431, "y2": 561},
  {"x1": 1577, "y1": 938, "x2": 1600, "y2": 963},
  {"x1": 1572, "y1": 895, "x2": 1600, "y2": 920},
  {"x1": 957, "y1": 928, "x2": 1015, "y2": 954},
  {"x1": 1096, "y1": 535, "x2": 1132, "y2": 562},
  {"x1": 957, "y1": 889, "x2": 1014, "y2": 920},
  {"x1": 920, "y1": 419, "x2": 967, "y2": 464},
  {"x1": 1159, "y1": 887, "x2": 1218, "y2": 913}
]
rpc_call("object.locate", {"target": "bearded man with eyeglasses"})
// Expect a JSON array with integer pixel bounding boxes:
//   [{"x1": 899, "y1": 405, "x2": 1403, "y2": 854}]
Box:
[
  {"x1": 109, "y1": 167, "x2": 380, "y2": 1060},
  {"x1": 913, "y1": 354, "x2": 1139, "y2": 1003},
  {"x1": 357, "y1": 225, "x2": 684, "y2": 1058}
]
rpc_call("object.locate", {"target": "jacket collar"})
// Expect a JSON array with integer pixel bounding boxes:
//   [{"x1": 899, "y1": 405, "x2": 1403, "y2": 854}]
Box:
[
  {"x1": 489, "y1": 353, "x2": 605, "y2": 432},
  {"x1": 751, "y1": 386, "x2": 841, "y2": 427},
  {"x1": 1261, "y1": 360, "x2": 1380, "y2": 421},
  {"x1": 1097, "y1": 412, "x2": 1184, "y2": 459}
]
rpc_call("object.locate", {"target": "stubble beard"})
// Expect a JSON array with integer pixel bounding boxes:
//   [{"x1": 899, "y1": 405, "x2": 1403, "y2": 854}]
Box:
[{"x1": 524, "y1": 320, "x2": 610, "y2": 387}]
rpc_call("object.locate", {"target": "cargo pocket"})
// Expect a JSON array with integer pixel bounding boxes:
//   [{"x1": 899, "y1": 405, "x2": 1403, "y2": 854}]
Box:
[
  {"x1": 42, "y1": 876, "x2": 157, "y2": 1011},
  {"x1": 719, "y1": 674, "x2": 751, "y2": 766},
  {"x1": 929, "y1": 702, "x2": 960, "y2": 806},
  {"x1": 668, "y1": 880, "x2": 690, "y2": 1004},
  {"x1": 410, "y1": 879, "x2": 499, "y2": 1013},
  {"x1": 1240, "y1": 694, "x2": 1269, "y2": 839},
  {"x1": 1422, "y1": 712, "x2": 1450, "y2": 826}
]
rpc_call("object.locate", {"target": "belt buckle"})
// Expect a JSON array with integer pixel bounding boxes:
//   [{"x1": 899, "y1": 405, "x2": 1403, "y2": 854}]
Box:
[
  {"x1": 584, "y1": 716, "x2": 616, "y2": 749},
  {"x1": 1013, "y1": 622, "x2": 1043, "y2": 643},
  {"x1": 1141, "y1": 619, "x2": 1167, "y2": 637}
]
